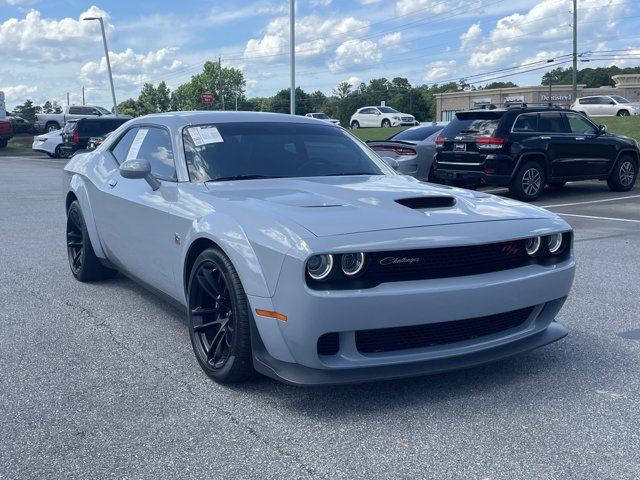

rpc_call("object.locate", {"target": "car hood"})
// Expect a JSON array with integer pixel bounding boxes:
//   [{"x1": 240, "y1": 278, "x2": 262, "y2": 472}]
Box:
[{"x1": 204, "y1": 175, "x2": 557, "y2": 237}]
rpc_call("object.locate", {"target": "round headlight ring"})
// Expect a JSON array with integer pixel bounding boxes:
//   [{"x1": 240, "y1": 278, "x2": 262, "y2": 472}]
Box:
[
  {"x1": 525, "y1": 236, "x2": 542, "y2": 256},
  {"x1": 547, "y1": 233, "x2": 563, "y2": 254},
  {"x1": 306, "y1": 254, "x2": 334, "y2": 281},
  {"x1": 341, "y1": 252, "x2": 366, "y2": 276}
]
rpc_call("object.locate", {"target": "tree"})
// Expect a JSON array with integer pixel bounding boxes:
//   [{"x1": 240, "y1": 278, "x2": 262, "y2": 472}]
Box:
[
  {"x1": 482, "y1": 81, "x2": 518, "y2": 89},
  {"x1": 42, "y1": 101, "x2": 54, "y2": 114},
  {"x1": 174, "y1": 61, "x2": 246, "y2": 111},
  {"x1": 52, "y1": 101, "x2": 63, "y2": 114},
  {"x1": 156, "y1": 81, "x2": 171, "y2": 112},
  {"x1": 13, "y1": 100, "x2": 40, "y2": 123},
  {"x1": 117, "y1": 98, "x2": 140, "y2": 117},
  {"x1": 138, "y1": 83, "x2": 159, "y2": 115},
  {"x1": 332, "y1": 81, "x2": 352, "y2": 100}
]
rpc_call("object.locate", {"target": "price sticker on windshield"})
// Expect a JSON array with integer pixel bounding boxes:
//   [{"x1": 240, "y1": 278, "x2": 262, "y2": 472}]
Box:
[{"x1": 188, "y1": 126, "x2": 224, "y2": 146}]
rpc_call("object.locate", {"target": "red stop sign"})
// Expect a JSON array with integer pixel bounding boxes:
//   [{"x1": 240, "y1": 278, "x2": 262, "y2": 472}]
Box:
[{"x1": 201, "y1": 92, "x2": 214, "y2": 104}]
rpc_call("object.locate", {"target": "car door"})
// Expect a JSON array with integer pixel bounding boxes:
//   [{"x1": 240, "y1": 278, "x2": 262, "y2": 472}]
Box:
[
  {"x1": 90, "y1": 125, "x2": 179, "y2": 295},
  {"x1": 537, "y1": 111, "x2": 580, "y2": 178},
  {"x1": 360, "y1": 108, "x2": 376, "y2": 127},
  {"x1": 564, "y1": 112, "x2": 616, "y2": 176}
]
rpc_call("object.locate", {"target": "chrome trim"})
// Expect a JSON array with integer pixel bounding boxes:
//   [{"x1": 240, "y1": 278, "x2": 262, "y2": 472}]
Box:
[{"x1": 437, "y1": 161, "x2": 482, "y2": 166}]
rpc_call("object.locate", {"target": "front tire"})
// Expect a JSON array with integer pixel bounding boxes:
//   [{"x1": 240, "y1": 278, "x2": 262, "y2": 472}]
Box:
[
  {"x1": 350, "y1": 121, "x2": 360, "y2": 129},
  {"x1": 509, "y1": 160, "x2": 546, "y2": 201},
  {"x1": 66, "y1": 200, "x2": 117, "y2": 281},
  {"x1": 381, "y1": 119, "x2": 391, "y2": 128},
  {"x1": 607, "y1": 156, "x2": 637, "y2": 192},
  {"x1": 617, "y1": 110, "x2": 630, "y2": 117},
  {"x1": 187, "y1": 248, "x2": 254, "y2": 383}
]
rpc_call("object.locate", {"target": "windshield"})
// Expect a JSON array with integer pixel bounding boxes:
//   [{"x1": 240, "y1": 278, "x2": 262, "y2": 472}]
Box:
[
  {"x1": 388, "y1": 126, "x2": 443, "y2": 141},
  {"x1": 313, "y1": 113, "x2": 329, "y2": 119},
  {"x1": 182, "y1": 122, "x2": 391, "y2": 182},
  {"x1": 611, "y1": 95, "x2": 630, "y2": 104},
  {"x1": 96, "y1": 106, "x2": 112, "y2": 114},
  {"x1": 378, "y1": 107, "x2": 399, "y2": 114}
]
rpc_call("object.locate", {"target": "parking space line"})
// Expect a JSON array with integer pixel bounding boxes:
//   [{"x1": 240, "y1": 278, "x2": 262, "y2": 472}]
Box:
[
  {"x1": 558, "y1": 213, "x2": 640, "y2": 224},
  {"x1": 541, "y1": 194, "x2": 640, "y2": 209}
]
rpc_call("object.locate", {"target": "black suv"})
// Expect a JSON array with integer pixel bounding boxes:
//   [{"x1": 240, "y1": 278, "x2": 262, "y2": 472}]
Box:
[
  {"x1": 433, "y1": 107, "x2": 639, "y2": 201},
  {"x1": 61, "y1": 117, "x2": 129, "y2": 156}
]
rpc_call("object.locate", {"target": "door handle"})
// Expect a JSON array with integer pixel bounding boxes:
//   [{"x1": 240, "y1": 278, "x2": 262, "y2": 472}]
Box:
[
  {"x1": 575, "y1": 137, "x2": 585, "y2": 140},
  {"x1": 539, "y1": 136, "x2": 551, "y2": 139},
  {"x1": 108, "y1": 179, "x2": 117, "y2": 188}
]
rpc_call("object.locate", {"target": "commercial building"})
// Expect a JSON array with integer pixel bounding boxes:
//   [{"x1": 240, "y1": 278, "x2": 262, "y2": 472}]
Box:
[{"x1": 435, "y1": 74, "x2": 640, "y2": 121}]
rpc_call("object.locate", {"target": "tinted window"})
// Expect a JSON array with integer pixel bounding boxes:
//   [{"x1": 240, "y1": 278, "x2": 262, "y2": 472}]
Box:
[
  {"x1": 566, "y1": 114, "x2": 596, "y2": 135},
  {"x1": 512, "y1": 113, "x2": 538, "y2": 132},
  {"x1": 134, "y1": 127, "x2": 176, "y2": 180},
  {"x1": 378, "y1": 107, "x2": 399, "y2": 113},
  {"x1": 578, "y1": 97, "x2": 595, "y2": 105},
  {"x1": 361, "y1": 108, "x2": 377, "y2": 114},
  {"x1": 110, "y1": 128, "x2": 139, "y2": 164},
  {"x1": 389, "y1": 125, "x2": 442, "y2": 141},
  {"x1": 68, "y1": 107, "x2": 82, "y2": 115},
  {"x1": 595, "y1": 97, "x2": 614, "y2": 105},
  {"x1": 611, "y1": 95, "x2": 630, "y2": 104},
  {"x1": 537, "y1": 112, "x2": 568, "y2": 133},
  {"x1": 441, "y1": 111, "x2": 503, "y2": 137},
  {"x1": 182, "y1": 122, "x2": 387, "y2": 182}
]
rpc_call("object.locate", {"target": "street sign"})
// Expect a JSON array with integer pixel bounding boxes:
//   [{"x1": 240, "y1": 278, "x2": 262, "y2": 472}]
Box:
[{"x1": 201, "y1": 92, "x2": 214, "y2": 104}]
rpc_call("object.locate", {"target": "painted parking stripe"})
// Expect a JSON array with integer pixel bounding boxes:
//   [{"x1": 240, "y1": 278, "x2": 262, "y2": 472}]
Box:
[
  {"x1": 541, "y1": 194, "x2": 640, "y2": 209},
  {"x1": 558, "y1": 213, "x2": 640, "y2": 224}
]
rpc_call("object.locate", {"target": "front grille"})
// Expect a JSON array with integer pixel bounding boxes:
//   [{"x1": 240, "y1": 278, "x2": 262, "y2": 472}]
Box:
[
  {"x1": 355, "y1": 306, "x2": 534, "y2": 354},
  {"x1": 365, "y1": 239, "x2": 530, "y2": 284},
  {"x1": 401, "y1": 117, "x2": 413, "y2": 122}
]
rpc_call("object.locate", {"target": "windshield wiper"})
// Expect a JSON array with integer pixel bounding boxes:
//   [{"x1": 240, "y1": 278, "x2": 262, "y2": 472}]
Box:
[{"x1": 207, "y1": 174, "x2": 284, "y2": 182}]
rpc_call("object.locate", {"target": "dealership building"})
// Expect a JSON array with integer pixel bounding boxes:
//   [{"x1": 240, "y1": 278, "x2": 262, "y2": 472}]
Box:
[{"x1": 435, "y1": 74, "x2": 640, "y2": 121}]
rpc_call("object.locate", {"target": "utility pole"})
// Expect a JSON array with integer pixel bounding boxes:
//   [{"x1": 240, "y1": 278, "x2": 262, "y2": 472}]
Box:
[
  {"x1": 67, "y1": 92, "x2": 70, "y2": 107},
  {"x1": 572, "y1": 0, "x2": 578, "y2": 102},
  {"x1": 218, "y1": 56, "x2": 225, "y2": 111},
  {"x1": 82, "y1": 86, "x2": 85, "y2": 105},
  {"x1": 83, "y1": 16, "x2": 118, "y2": 116},
  {"x1": 290, "y1": 0, "x2": 296, "y2": 115}
]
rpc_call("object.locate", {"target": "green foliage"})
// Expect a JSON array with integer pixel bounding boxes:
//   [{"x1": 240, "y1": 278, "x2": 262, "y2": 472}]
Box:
[
  {"x1": 481, "y1": 81, "x2": 518, "y2": 89},
  {"x1": 542, "y1": 65, "x2": 640, "y2": 87}
]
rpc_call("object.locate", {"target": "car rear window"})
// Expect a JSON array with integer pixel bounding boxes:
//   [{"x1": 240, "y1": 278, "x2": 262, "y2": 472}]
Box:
[
  {"x1": 440, "y1": 111, "x2": 503, "y2": 137},
  {"x1": 388, "y1": 125, "x2": 442, "y2": 141}
]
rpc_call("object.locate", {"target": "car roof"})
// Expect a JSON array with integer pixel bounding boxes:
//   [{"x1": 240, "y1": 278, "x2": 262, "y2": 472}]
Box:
[{"x1": 128, "y1": 111, "x2": 331, "y2": 129}]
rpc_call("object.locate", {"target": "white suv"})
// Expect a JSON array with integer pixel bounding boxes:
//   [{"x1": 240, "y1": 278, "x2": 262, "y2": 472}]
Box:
[
  {"x1": 350, "y1": 106, "x2": 416, "y2": 129},
  {"x1": 571, "y1": 95, "x2": 640, "y2": 117}
]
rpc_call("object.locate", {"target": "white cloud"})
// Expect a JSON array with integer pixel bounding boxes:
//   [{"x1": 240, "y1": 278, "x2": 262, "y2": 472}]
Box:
[
  {"x1": 79, "y1": 48, "x2": 184, "y2": 89},
  {"x1": 379, "y1": 32, "x2": 403, "y2": 51},
  {"x1": 520, "y1": 50, "x2": 565, "y2": 66},
  {"x1": 309, "y1": 0, "x2": 332, "y2": 6},
  {"x1": 329, "y1": 39, "x2": 381, "y2": 72},
  {"x1": 3, "y1": 0, "x2": 39, "y2": 4},
  {"x1": 460, "y1": 23, "x2": 481, "y2": 50},
  {"x1": 0, "y1": 6, "x2": 112, "y2": 62},
  {"x1": 359, "y1": 0, "x2": 382, "y2": 4},
  {"x1": 424, "y1": 60, "x2": 456, "y2": 82},
  {"x1": 397, "y1": 0, "x2": 462, "y2": 16},
  {"x1": 346, "y1": 76, "x2": 361, "y2": 86},
  {"x1": 0, "y1": 84, "x2": 38, "y2": 100},
  {"x1": 468, "y1": 47, "x2": 512, "y2": 69}
]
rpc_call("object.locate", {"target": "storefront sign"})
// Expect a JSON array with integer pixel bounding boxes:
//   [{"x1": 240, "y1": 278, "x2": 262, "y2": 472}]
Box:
[
  {"x1": 540, "y1": 93, "x2": 572, "y2": 102},
  {"x1": 504, "y1": 95, "x2": 524, "y2": 103},
  {"x1": 472, "y1": 98, "x2": 492, "y2": 106}
]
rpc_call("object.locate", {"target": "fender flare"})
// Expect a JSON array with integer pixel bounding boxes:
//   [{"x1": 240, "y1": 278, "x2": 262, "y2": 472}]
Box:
[
  {"x1": 511, "y1": 151, "x2": 549, "y2": 182},
  {"x1": 67, "y1": 174, "x2": 107, "y2": 259}
]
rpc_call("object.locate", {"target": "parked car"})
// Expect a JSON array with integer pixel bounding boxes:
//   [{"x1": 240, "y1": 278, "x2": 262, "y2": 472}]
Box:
[
  {"x1": 571, "y1": 95, "x2": 640, "y2": 117},
  {"x1": 63, "y1": 111, "x2": 575, "y2": 385},
  {"x1": 34, "y1": 105, "x2": 130, "y2": 133},
  {"x1": 87, "y1": 133, "x2": 112, "y2": 150},
  {"x1": 32, "y1": 129, "x2": 67, "y2": 158},
  {"x1": 350, "y1": 106, "x2": 416, "y2": 129},
  {"x1": 433, "y1": 107, "x2": 639, "y2": 201},
  {"x1": 366, "y1": 123, "x2": 447, "y2": 181},
  {"x1": 60, "y1": 117, "x2": 130, "y2": 157},
  {"x1": 6, "y1": 113, "x2": 32, "y2": 134},
  {"x1": 0, "y1": 118, "x2": 13, "y2": 148},
  {"x1": 305, "y1": 112, "x2": 340, "y2": 125}
]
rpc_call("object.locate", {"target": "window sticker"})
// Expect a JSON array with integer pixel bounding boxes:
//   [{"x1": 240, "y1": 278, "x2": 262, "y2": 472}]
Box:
[
  {"x1": 127, "y1": 129, "x2": 149, "y2": 160},
  {"x1": 188, "y1": 126, "x2": 224, "y2": 146}
]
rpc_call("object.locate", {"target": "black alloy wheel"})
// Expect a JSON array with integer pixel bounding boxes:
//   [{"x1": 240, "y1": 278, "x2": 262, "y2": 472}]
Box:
[
  {"x1": 187, "y1": 248, "x2": 253, "y2": 383},
  {"x1": 381, "y1": 119, "x2": 391, "y2": 128},
  {"x1": 66, "y1": 200, "x2": 116, "y2": 281}
]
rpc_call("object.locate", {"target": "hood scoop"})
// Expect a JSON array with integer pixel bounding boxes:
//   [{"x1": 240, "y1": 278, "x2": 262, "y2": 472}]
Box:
[{"x1": 396, "y1": 196, "x2": 456, "y2": 210}]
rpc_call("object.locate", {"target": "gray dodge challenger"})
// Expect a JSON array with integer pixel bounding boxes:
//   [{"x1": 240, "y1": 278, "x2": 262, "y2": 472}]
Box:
[{"x1": 63, "y1": 111, "x2": 575, "y2": 385}]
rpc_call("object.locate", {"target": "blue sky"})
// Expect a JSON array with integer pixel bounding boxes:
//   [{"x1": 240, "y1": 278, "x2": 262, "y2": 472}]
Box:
[{"x1": 1, "y1": 0, "x2": 637, "y2": 110}]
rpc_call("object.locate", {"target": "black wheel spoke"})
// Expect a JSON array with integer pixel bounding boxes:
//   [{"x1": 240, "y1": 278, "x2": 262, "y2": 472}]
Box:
[
  {"x1": 193, "y1": 319, "x2": 221, "y2": 332},
  {"x1": 191, "y1": 306, "x2": 220, "y2": 316},
  {"x1": 197, "y1": 267, "x2": 221, "y2": 299},
  {"x1": 207, "y1": 326, "x2": 227, "y2": 364}
]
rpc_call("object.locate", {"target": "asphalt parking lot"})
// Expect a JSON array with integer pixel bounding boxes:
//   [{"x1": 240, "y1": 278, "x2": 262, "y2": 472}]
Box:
[{"x1": 1, "y1": 156, "x2": 639, "y2": 480}]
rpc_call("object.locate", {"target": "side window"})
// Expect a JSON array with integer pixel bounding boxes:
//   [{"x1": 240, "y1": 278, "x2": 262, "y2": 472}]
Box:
[
  {"x1": 110, "y1": 128, "x2": 139, "y2": 164},
  {"x1": 578, "y1": 98, "x2": 592, "y2": 105},
  {"x1": 133, "y1": 127, "x2": 176, "y2": 181},
  {"x1": 68, "y1": 106, "x2": 82, "y2": 115},
  {"x1": 361, "y1": 108, "x2": 375, "y2": 115},
  {"x1": 566, "y1": 114, "x2": 596, "y2": 135},
  {"x1": 512, "y1": 113, "x2": 538, "y2": 132},
  {"x1": 538, "y1": 112, "x2": 568, "y2": 133}
]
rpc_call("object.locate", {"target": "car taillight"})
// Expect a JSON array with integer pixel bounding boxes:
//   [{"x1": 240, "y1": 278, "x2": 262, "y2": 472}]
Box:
[
  {"x1": 476, "y1": 136, "x2": 507, "y2": 149},
  {"x1": 73, "y1": 130, "x2": 79, "y2": 143},
  {"x1": 435, "y1": 136, "x2": 445, "y2": 145},
  {"x1": 0, "y1": 122, "x2": 11, "y2": 134},
  {"x1": 371, "y1": 146, "x2": 416, "y2": 156}
]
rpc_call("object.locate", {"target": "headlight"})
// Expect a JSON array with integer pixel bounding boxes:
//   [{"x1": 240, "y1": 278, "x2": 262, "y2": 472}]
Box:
[
  {"x1": 341, "y1": 253, "x2": 366, "y2": 276},
  {"x1": 525, "y1": 236, "x2": 542, "y2": 256},
  {"x1": 306, "y1": 254, "x2": 334, "y2": 280},
  {"x1": 546, "y1": 233, "x2": 563, "y2": 254},
  {"x1": 393, "y1": 116, "x2": 401, "y2": 120}
]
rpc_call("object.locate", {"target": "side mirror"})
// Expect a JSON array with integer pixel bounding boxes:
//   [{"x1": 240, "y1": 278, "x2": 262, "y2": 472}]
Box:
[
  {"x1": 381, "y1": 156, "x2": 400, "y2": 170},
  {"x1": 598, "y1": 124, "x2": 607, "y2": 135},
  {"x1": 119, "y1": 159, "x2": 161, "y2": 190}
]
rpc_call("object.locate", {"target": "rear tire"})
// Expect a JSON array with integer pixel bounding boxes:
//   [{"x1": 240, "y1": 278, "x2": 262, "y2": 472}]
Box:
[
  {"x1": 350, "y1": 121, "x2": 360, "y2": 129},
  {"x1": 381, "y1": 119, "x2": 391, "y2": 128},
  {"x1": 617, "y1": 110, "x2": 630, "y2": 117},
  {"x1": 66, "y1": 200, "x2": 117, "y2": 281},
  {"x1": 0, "y1": 139, "x2": 8, "y2": 149},
  {"x1": 46, "y1": 122, "x2": 60, "y2": 132},
  {"x1": 607, "y1": 156, "x2": 637, "y2": 192},
  {"x1": 509, "y1": 160, "x2": 546, "y2": 202},
  {"x1": 187, "y1": 248, "x2": 254, "y2": 384}
]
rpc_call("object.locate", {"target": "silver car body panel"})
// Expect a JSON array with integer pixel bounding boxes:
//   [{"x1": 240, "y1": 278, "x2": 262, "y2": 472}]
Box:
[{"x1": 63, "y1": 111, "x2": 575, "y2": 385}]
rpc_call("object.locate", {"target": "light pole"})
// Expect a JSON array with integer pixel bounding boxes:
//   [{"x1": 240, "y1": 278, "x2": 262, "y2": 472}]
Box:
[
  {"x1": 290, "y1": 0, "x2": 295, "y2": 115},
  {"x1": 83, "y1": 16, "x2": 118, "y2": 116},
  {"x1": 572, "y1": 0, "x2": 578, "y2": 102}
]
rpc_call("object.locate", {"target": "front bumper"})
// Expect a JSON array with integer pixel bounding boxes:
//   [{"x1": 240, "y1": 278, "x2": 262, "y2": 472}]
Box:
[{"x1": 248, "y1": 222, "x2": 575, "y2": 385}]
